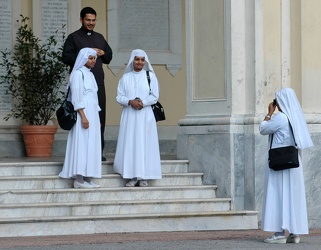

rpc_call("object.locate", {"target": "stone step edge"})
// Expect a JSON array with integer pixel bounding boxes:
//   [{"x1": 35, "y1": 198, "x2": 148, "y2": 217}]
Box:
[
  {"x1": 0, "y1": 210, "x2": 259, "y2": 224},
  {"x1": 0, "y1": 173, "x2": 203, "y2": 180},
  {"x1": 0, "y1": 197, "x2": 231, "y2": 208},
  {"x1": 0, "y1": 159, "x2": 189, "y2": 167},
  {"x1": 0, "y1": 185, "x2": 217, "y2": 194}
]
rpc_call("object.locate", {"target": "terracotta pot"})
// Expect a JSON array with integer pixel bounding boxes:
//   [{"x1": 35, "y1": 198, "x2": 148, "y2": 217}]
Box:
[{"x1": 20, "y1": 125, "x2": 58, "y2": 157}]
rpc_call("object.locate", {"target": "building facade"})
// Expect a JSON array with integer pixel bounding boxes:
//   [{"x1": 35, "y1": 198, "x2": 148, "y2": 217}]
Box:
[{"x1": 0, "y1": 0, "x2": 320, "y2": 228}]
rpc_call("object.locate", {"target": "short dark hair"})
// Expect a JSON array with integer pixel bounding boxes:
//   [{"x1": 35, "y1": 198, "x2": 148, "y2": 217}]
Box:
[{"x1": 80, "y1": 7, "x2": 97, "y2": 19}]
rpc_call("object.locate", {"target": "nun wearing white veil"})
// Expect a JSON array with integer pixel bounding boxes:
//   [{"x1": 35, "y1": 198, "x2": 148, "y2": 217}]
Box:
[
  {"x1": 113, "y1": 49, "x2": 162, "y2": 187},
  {"x1": 259, "y1": 88, "x2": 313, "y2": 244},
  {"x1": 59, "y1": 48, "x2": 102, "y2": 188}
]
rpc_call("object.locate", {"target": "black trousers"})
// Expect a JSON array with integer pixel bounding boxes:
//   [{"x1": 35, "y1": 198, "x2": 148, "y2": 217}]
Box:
[{"x1": 97, "y1": 84, "x2": 106, "y2": 153}]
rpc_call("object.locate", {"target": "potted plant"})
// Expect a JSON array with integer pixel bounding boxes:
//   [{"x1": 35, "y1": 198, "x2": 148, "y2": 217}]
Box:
[{"x1": 0, "y1": 15, "x2": 68, "y2": 157}]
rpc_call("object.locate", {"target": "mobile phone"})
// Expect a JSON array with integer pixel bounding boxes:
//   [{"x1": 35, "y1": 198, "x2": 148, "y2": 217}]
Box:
[{"x1": 273, "y1": 99, "x2": 276, "y2": 106}]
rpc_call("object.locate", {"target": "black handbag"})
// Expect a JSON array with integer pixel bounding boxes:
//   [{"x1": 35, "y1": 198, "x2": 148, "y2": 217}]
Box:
[
  {"x1": 146, "y1": 71, "x2": 165, "y2": 122},
  {"x1": 56, "y1": 71, "x2": 84, "y2": 130},
  {"x1": 151, "y1": 101, "x2": 165, "y2": 122},
  {"x1": 56, "y1": 87, "x2": 77, "y2": 130},
  {"x1": 268, "y1": 119, "x2": 299, "y2": 171}
]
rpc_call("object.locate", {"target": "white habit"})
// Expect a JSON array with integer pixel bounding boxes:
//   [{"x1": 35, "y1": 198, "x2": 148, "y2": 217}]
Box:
[
  {"x1": 59, "y1": 65, "x2": 102, "y2": 179},
  {"x1": 259, "y1": 112, "x2": 308, "y2": 234},
  {"x1": 113, "y1": 68, "x2": 162, "y2": 180}
]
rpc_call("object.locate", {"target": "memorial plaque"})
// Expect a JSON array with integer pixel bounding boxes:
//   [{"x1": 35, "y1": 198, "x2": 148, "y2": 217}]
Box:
[
  {"x1": 0, "y1": 0, "x2": 12, "y2": 111},
  {"x1": 108, "y1": 0, "x2": 182, "y2": 76},
  {"x1": 42, "y1": 0, "x2": 68, "y2": 93},
  {"x1": 42, "y1": 0, "x2": 67, "y2": 47},
  {"x1": 119, "y1": 0, "x2": 169, "y2": 50}
]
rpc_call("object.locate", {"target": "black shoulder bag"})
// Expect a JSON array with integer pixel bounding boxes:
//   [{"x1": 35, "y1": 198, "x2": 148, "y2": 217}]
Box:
[
  {"x1": 268, "y1": 118, "x2": 299, "y2": 171},
  {"x1": 56, "y1": 71, "x2": 84, "y2": 130},
  {"x1": 146, "y1": 71, "x2": 165, "y2": 122}
]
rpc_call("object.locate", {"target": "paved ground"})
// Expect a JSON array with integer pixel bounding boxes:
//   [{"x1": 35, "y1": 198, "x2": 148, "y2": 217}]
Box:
[{"x1": 0, "y1": 229, "x2": 320, "y2": 250}]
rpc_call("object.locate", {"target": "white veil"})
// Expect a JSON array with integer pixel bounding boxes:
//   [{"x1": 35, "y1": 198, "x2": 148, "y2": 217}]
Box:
[
  {"x1": 123, "y1": 49, "x2": 154, "y2": 74},
  {"x1": 67, "y1": 47, "x2": 97, "y2": 88},
  {"x1": 275, "y1": 88, "x2": 313, "y2": 150}
]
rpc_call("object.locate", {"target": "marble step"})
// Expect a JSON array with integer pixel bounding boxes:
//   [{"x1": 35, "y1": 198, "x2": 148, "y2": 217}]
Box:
[
  {"x1": 0, "y1": 158, "x2": 259, "y2": 237},
  {"x1": 0, "y1": 198, "x2": 232, "y2": 218},
  {"x1": 0, "y1": 159, "x2": 189, "y2": 176},
  {"x1": 0, "y1": 173, "x2": 204, "y2": 190},
  {"x1": 0, "y1": 210, "x2": 259, "y2": 237},
  {"x1": 0, "y1": 185, "x2": 218, "y2": 204}
]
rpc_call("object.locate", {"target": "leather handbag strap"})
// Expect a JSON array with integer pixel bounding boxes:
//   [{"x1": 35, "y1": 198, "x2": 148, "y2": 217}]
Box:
[
  {"x1": 270, "y1": 116, "x2": 296, "y2": 149},
  {"x1": 146, "y1": 70, "x2": 151, "y2": 94}
]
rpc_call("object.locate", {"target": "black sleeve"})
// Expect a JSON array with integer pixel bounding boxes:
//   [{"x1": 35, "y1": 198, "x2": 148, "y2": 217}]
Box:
[
  {"x1": 62, "y1": 35, "x2": 77, "y2": 69},
  {"x1": 101, "y1": 40, "x2": 113, "y2": 65}
]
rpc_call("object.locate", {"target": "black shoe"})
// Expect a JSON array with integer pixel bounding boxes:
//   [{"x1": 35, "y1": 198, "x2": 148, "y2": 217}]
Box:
[{"x1": 102, "y1": 156, "x2": 106, "y2": 161}]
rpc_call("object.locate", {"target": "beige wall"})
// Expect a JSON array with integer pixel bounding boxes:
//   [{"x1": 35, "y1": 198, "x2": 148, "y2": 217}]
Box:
[
  {"x1": 262, "y1": 0, "x2": 321, "y2": 114},
  {"x1": 82, "y1": 0, "x2": 187, "y2": 126},
  {"x1": 301, "y1": 0, "x2": 321, "y2": 113},
  {"x1": 4, "y1": 0, "x2": 321, "y2": 124},
  {"x1": 193, "y1": 0, "x2": 225, "y2": 100},
  {"x1": 290, "y1": 0, "x2": 302, "y2": 101},
  {"x1": 263, "y1": 0, "x2": 282, "y2": 101}
]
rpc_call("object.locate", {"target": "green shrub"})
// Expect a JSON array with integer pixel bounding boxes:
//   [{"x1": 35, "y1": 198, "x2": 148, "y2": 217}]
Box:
[{"x1": 0, "y1": 15, "x2": 68, "y2": 125}]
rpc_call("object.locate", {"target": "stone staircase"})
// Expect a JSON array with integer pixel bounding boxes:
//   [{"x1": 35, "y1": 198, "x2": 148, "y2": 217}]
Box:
[{"x1": 0, "y1": 159, "x2": 258, "y2": 237}]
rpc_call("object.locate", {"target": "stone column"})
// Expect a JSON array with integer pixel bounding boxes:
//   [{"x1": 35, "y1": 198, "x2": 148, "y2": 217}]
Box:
[{"x1": 178, "y1": 0, "x2": 263, "y2": 211}]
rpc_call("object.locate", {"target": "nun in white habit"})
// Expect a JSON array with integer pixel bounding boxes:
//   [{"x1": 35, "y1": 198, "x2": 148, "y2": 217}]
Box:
[
  {"x1": 59, "y1": 48, "x2": 102, "y2": 188},
  {"x1": 113, "y1": 49, "x2": 162, "y2": 187},
  {"x1": 259, "y1": 88, "x2": 313, "y2": 244}
]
